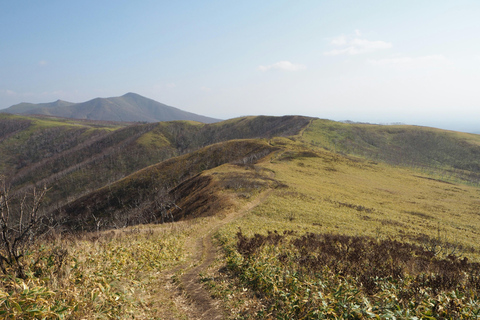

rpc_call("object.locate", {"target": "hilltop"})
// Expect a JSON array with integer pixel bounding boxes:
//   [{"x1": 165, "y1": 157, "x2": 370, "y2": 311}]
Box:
[{"x1": 2, "y1": 92, "x2": 220, "y2": 123}]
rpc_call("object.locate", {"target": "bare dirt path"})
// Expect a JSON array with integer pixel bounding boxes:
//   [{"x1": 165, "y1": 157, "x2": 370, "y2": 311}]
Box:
[{"x1": 175, "y1": 190, "x2": 272, "y2": 320}]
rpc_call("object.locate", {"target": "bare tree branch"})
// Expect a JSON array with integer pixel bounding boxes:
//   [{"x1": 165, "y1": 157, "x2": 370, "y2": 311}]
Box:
[{"x1": 0, "y1": 176, "x2": 50, "y2": 278}]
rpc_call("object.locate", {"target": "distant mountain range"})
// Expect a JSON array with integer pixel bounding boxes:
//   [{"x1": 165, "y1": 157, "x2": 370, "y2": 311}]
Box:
[{"x1": 2, "y1": 92, "x2": 220, "y2": 123}]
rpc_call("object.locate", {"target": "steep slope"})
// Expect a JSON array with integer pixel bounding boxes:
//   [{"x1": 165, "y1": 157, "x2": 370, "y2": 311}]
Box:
[
  {"x1": 56, "y1": 139, "x2": 278, "y2": 231},
  {"x1": 3, "y1": 92, "x2": 220, "y2": 123}
]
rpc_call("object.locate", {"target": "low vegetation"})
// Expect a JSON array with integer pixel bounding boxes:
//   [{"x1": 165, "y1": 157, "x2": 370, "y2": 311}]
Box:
[
  {"x1": 1, "y1": 115, "x2": 480, "y2": 318},
  {"x1": 206, "y1": 138, "x2": 480, "y2": 319},
  {"x1": 303, "y1": 119, "x2": 480, "y2": 185},
  {"x1": 215, "y1": 230, "x2": 480, "y2": 319},
  {"x1": 0, "y1": 220, "x2": 202, "y2": 319}
]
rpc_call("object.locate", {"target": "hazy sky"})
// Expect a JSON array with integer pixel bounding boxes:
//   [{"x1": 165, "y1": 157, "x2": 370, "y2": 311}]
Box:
[{"x1": 1, "y1": 1, "x2": 480, "y2": 132}]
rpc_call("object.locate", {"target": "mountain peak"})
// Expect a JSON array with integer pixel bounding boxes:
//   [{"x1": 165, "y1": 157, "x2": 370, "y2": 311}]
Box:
[
  {"x1": 3, "y1": 93, "x2": 221, "y2": 124},
  {"x1": 122, "y1": 92, "x2": 140, "y2": 98}
]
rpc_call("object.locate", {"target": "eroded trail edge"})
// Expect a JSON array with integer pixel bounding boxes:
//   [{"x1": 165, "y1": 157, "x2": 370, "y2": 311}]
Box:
[{"x1": 177, "y1": 190, "x2": 272, "y2": 320}]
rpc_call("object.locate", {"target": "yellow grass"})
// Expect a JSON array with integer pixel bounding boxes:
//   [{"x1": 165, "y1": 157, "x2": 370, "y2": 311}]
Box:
[
  {"x1": 216, "y1": 144, "x2": 480, "y2": 260},
  {"x1": 0, "y1": 218, "x2": 211, "y2": 319},
  {"x1": 136, "y1": 130, "x2": 171, "y2": 147},
  {"x1": 3, "y1": 122, "x2": 480, "y2": 317}
]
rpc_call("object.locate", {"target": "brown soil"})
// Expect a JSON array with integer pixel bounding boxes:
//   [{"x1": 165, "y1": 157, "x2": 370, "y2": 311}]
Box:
[{"x1": 174, "y1": 190, "x2": 272, "y2": 319}]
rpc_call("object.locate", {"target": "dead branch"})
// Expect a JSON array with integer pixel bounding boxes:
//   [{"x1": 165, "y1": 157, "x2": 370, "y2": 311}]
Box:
[{"x1": 0, "y1": 176, "x2": 50, "y2": 278}]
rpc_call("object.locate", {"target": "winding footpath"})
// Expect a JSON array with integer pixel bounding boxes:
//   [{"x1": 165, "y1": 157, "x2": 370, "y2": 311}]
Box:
[{"x1": 173, "y1": 190, "x2": 272, "y2": 319}]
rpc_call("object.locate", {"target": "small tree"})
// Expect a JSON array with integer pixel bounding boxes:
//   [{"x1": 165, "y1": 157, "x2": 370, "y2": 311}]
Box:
[{"x1": 0, "y1": 177, "x2": 49, "y2": 278}]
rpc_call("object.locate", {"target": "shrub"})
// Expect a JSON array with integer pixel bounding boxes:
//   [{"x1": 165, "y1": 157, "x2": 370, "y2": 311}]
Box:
[{"x1": 225, "y1": 230, "x2": 480, "y2": 319}]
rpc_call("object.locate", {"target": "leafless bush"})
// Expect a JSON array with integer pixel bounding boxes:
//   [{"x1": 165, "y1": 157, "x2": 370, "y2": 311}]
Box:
[{"x1": 0, "y1": 176, "x2": 51, "y2": 278}]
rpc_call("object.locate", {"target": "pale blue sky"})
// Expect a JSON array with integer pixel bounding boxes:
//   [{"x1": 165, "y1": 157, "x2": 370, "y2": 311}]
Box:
[{"x1": 1, "y1": 1, "x2": 479, "y2": 132}]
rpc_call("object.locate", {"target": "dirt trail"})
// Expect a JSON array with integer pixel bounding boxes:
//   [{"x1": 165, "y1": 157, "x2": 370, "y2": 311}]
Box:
[{"x1": 176, "y1": 190, "x2": 272, "y2": 320}]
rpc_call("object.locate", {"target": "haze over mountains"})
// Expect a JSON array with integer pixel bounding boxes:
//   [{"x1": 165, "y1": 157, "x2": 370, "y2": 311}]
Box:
[
  {"x1": 3, "y1": 92, "x2": 479, "y2": 134},
  {"x1": 2, "y1": 92, "x2": 220, "y2": 123}
]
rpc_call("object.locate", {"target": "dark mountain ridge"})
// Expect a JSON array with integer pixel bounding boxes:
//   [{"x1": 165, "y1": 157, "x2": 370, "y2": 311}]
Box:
[
  {"x1": 56, "y1": 139, "x2": 278, "y2": 231},
  {"x1": 2, "y1": 92, "x2": 220, "y2": 123},
  {"x1": 0, "y1": 114, "x2": 311, "y2": 210}
]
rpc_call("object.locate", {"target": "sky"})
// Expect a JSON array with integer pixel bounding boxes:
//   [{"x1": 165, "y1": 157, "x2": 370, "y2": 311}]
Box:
[{"x1": 1, "y1": 1, "x2": 480, "y2": 132}]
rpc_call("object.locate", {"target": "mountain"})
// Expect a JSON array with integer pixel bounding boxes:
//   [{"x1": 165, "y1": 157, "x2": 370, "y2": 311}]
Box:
[
  {"x1": 2, "y1": 92, "x2": 220, "y2": 123},
  {"x1": 5, "y1": 99, "x2": 76, "y2": 114}
]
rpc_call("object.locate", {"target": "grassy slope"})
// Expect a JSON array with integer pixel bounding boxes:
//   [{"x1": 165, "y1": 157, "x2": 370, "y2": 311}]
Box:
[
  {"x1": 303, "y1": 119, "x2": 480, "y2": 185},
  {"x1": 207, "y1": 137, "x2": 480, "y2": 318},
  {"x1": 3, "y1": 117, "x2": 480, "y2": 318},
  {"x1": 216, "y1": 140, "x2": 480, "y2": 256}
]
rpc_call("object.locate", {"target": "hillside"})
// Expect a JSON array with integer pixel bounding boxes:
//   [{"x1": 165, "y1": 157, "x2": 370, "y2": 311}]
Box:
[
  {"x1": 56, "y1": 139, "x2": 278, "y2": 231},
  {"x1": 2, "y1": 115, "x2": 480, "y2": 318},
  {"x1": 303, "y1": 119, "x2": 480, "y2": 185},
  {"x1": 0, "y1": 113, "x2": 310, "y2": 208},
  {"x1": 2, "y1": 113, "x2": 480, "y2": 216},
  {"x1": 3, "y1": 130, "x2": 480, "y2": 318},
  {"x1": 51, "y1": 123, "x2": 480, "y2": 245},
  {"x1": 2, "y1": 92, "x2": 220, "y2": 123}
]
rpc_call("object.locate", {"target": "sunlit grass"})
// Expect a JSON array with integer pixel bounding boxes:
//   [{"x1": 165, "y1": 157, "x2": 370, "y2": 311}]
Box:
[
  {"x1": 217, "y1": 147, "x2": 480, "y2": 257},
  {"x1": 0, "y1": 219, "x2": 206, "y2": 319},
  {"x1": 210, "y1": 142, "x2": 480, "y2": 318},
  {"x1": 302, "y1": 119, "x2": 480, "y2": 186},
  {"x1": 136, "y1": 130, "x2": 171, "y2": 147}
]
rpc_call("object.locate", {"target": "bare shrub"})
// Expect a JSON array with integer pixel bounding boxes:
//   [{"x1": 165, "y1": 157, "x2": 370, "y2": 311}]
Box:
[{"x1": 0, "y1": 177, "x2": 51, "y2": 278}]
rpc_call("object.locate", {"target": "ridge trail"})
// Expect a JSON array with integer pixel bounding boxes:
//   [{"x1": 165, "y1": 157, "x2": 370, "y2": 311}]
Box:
[{"x1": 175, "y1": 190, "x2": 272, "y2": 319}]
